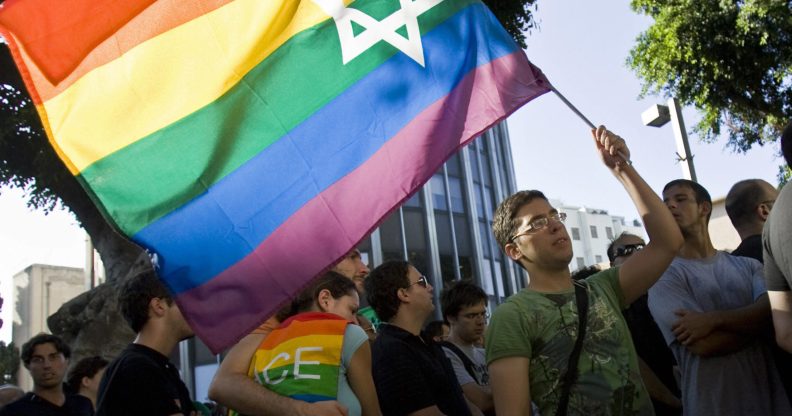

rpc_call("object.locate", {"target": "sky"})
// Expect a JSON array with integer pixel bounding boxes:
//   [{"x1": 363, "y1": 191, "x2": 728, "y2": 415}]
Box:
[{"x1": 0, "y1": 1, "x2": 784, "y2": 344}]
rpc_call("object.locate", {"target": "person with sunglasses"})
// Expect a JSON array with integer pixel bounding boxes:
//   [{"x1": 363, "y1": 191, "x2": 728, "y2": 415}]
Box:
[
  {"x1": 608, "y1": 233, "x2": 681, "y2": 415},
  {"x1": 486, "y1": 126, "x2": 684, "y2": 416},
  {"x1": 365, "y1": 260, "x2": 479, "y2": 416}
]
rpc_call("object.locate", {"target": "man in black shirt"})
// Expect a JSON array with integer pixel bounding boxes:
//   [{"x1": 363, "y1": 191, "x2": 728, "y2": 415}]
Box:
[
  {"x1": 365, "y1": 260, "x2": 478, "y2": 416},
  {"x1": 725, "y1": 178, "x2": 778, "y2": 261},
  {"x1": 96, "y1": 269, "x2": 195, "y2": 416},
  {"x1": 0, "y1": 333, "x2": 93, "y2": 416}
]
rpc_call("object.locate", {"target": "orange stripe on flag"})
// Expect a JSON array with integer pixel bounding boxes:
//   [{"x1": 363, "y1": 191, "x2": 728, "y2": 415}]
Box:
[
  {"x1": 0, "y1": 0, "x2": 159, "y2": 84},
  {"x1": 0, "y1": 0, "x2": 234, "y2": 102}
]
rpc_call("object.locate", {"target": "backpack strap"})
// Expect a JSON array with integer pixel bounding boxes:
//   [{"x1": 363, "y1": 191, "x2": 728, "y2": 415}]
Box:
[
  {"x1": 440, "y1": 340, "x2": 481, "y2": 385},
  {"x1": 557, "y1": 280, "x2": 589, "y2": 416}
]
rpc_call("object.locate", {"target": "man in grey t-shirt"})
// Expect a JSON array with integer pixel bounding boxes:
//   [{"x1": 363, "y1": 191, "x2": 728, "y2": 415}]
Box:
[
  {"x1": 440, "y1": 281, "x2": 492, "y2": 415},
  {"x1": 649, "y1": 179, "x2": 790, "y2": 415}
]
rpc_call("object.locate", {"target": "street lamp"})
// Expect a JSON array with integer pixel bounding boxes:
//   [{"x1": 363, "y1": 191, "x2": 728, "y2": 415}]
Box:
[{"x1": 641, "y1": 98, "x2": 698, "y2": 182}]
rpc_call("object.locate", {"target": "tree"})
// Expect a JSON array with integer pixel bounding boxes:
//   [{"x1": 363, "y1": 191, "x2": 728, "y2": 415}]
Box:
[
  {"x1": 0, "y1": 341, "x2": 19, "y2": 384},
  {"x1": 627, "y1": 0, "x2": 792, "y2": 179},
  {"x1": 0, "y1": 0, "x2": 538, "y2": 358}
]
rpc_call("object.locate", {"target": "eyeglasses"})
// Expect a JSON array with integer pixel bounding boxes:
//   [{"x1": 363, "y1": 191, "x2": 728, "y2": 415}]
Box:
[
  {"x1": 614, "y1": 243, "x2": 645, "y2": 258},
  {"x1": 462, "y1": 311, "x2": 490, "y2": 321},
  {"x1": 407, "y1": 275, "x2": 429, "y2": 288},
  {"x1": 511, "y1": 212, "x2": 567, "y2": 241}
]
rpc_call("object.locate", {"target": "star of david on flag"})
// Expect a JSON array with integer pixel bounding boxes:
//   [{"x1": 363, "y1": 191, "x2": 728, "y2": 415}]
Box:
[{"x1": 0, "y1": 0, "x2": 550, "y2": 352}]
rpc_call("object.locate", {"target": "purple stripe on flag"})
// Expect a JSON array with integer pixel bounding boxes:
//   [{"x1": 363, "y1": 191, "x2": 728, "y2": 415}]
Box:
[{"x1": 178, "y1": 50, "x2": 550, "y2": 353}]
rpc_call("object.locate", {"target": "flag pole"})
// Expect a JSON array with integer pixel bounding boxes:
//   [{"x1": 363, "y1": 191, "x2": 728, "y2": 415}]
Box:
[{"x1": 549, "y1": 84, "x2": 632, "y2": 165}]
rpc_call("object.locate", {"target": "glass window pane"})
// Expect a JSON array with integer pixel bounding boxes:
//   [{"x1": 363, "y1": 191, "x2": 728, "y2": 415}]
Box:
[
  {"x1": 453, "y1": 214, "x2": 471, "y2": 255},
  {"x1": 446, "y1": 153, "x2": 462, "y2": 177},
  {"x1": 494, "y1": 260, "x2": 504, "y2": 299},
  {"x1": 480, "y1": 148, "x2": 493, "y2": 186},
  {"x1": 595, "y1": 255, "x2": 603, "y2": 263},
  {"x1": 469, "y1": 145, "x2": 481, "y2": 181},
  {"x1": 379, "y1": 214, "x2": 404, "y2": 261},
  {"x1": 404, "y1": 191, "x2": 422, "y2": 208},
  {"x1": 606, "y1": 226, "x2": 614, "y2": 240},
  {"x1": 448, "y1": 177, "x2": 465, "y2": 214},
  {"x1": 439, "y1": 254, "x2": 457, "y2": 286},
  {"x1": 576, "y1": 257, "x2": 585, "y2": 268},
  {"x1": 590, "y1": 225, "x2": 598, "y2": 239},
  {"x1": 474, "y1": 184, "x2": 486, "y2": 220},
  {"x1": 430, "y1": 175, "x2": 447, "y2": 211},
  {"x1": 571, "y1": 227, "x2": 581, "y2": 240},
  {"x1": 479, "y1": 221, "x2": 491, "y2": 257},
  {"x1": 434, "y1": 212, "x2": 453, "y2": 255},
  {"x1": 480, "y1": 259, "x2": 495, "y2": 295}
]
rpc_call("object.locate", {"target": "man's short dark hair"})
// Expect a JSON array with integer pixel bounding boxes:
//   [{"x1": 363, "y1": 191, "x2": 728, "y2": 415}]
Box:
[
  {"x1": 66, "y1": 356, "x2": 109, "y2": 393},
  {"x1": 492, "y1": 190, "x2": 549, "y2": 251},
  {"x1": 663, "y1": 179, "x2": 712, "y2": 222},
  {"x1": 571, "y1": 265, "x2": 601, "y2": 281},
  {"x1": 782, "y1": 121, "x2": 792, "y2": 166},
  {"x1": 21, "y1": 333, "x2": 70, "y2": 368},
  {"x1": 441, "y1": 280, "x2": 487, "y2": 323},
  {"x1": 365, "y1": 260, "x2": 411, "y2": 323},
  {"x1": 725, "y1": 179, "x2": 773, "y2": 228},
  {"x1": 119, "y1": 269, "x2": 173, "y2": 333},
  {"x1": 606, "y1": 232, "x2": 643, "y2": 263},
  {"x1": 421, "y1": 320, "x2": 446, "y2": 344}
]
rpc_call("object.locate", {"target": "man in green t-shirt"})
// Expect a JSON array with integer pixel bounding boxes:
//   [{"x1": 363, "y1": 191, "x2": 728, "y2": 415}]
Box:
[{"x1": 486, "y1": 126, "x2": 683, "y2": 415}]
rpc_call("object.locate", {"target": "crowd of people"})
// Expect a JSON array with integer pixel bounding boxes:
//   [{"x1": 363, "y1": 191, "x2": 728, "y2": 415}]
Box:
[{"x1": 1, "y1": 123, "x2": 792, "y2": 415}]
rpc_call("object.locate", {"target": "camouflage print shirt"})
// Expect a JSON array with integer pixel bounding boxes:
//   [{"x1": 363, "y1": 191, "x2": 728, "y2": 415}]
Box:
[{"x1": 486, "y1": 267, "x2": 653, "y2": 416}]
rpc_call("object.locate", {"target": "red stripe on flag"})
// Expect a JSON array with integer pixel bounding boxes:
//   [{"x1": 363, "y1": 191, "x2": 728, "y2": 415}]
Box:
[{"x1": 0, "y1": 0, "x2": 156, "y2": 83}]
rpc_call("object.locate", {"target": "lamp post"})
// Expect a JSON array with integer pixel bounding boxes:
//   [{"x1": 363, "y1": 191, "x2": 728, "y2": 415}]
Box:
[{"x1": 641, "y1": 98, "x2": 698, "y2": 182}]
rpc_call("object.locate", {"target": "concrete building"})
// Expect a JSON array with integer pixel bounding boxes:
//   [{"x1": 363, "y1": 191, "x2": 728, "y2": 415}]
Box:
[
  {"x1": 555, "y1": 201, "x2": 645, "y2": 270},
  {"x1": 12, "y1": 264, "x2": 86, "y2": 390}
]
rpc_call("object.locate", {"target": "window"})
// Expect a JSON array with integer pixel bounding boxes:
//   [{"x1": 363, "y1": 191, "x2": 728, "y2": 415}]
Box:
[
  {"x1": 576, "y1": 257, "x2": 585, "y2": 268},
  {"x1": 590, "y1": 225, "x2": 598, "y2": 239},
  {"x1": 605, "y1": 226, "x2": 614, "y2": 240},
  {"x1": 571, "y1": 227, "x2": 581, "y2": 240},
  {"x1": 595, "y1": 255, "x2": 603, "y2": 263}
]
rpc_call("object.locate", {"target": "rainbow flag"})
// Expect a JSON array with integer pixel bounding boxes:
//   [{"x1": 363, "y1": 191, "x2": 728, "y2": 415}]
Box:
[
  {"x1": 0, "y1": 0, "x2": 550, "y2": 352},
  {"x1": 248, "y1": 312, "x2": 347, "y2": 403}
]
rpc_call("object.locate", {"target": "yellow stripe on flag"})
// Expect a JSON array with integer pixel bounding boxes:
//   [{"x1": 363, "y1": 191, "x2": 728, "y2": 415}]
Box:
[
  {"x1": 250, "y1": 333, "x2": 344, "y2": 370},
  {"x1": 44, "y1": 0, "x2": 349, "y2": 174}
]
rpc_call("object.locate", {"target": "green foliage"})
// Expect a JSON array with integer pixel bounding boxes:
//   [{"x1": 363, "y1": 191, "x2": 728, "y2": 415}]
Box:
[
  {"x1": 0, "y1": 341, "x2": 19, "y2": 384},
  {"x1": 0, "y1": 80, "x2": 63, "y2": 213},
  {"x1": 628, "y1": 0, "x2": 792, "y2": 157},
  {"x1": 483, "y1": 0, "x2": 540, "y2": 48}
]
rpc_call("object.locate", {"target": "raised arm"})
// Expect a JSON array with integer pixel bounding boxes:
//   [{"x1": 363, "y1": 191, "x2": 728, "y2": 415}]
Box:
[
  {"x1": 488, "y1": 357, "x2": 531, "y2": 416},
  {"x1": 591, "y1": 126, "x2": 684, "y2": 305},
  {"x1": 208, "y1": 331, "x2": 348, "y2": 416}
]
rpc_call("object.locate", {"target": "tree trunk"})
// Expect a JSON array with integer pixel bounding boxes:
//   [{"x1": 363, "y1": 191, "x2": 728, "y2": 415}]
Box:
[{"x1": 37, "y1": 137, "x2": 149, "y2": 361}]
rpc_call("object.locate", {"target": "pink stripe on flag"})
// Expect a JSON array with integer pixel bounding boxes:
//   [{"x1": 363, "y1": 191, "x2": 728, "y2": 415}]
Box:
[{"x1": 178, "y1": 50, "x2": 550, "y2": 353}]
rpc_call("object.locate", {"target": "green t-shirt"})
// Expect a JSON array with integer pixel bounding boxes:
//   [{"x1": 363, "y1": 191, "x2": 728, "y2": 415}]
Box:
[{"x1": 486, "y1": 267, "x2": 653, "y2": 416}]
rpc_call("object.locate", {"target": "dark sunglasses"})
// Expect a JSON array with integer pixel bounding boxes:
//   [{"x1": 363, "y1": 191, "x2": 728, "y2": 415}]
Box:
[
  {"x1": 407, "y1": 275, "x2": 429, "y2": 288},
  {"x1": 615, "y1": 243, "x2": 645, "y2": 258}
]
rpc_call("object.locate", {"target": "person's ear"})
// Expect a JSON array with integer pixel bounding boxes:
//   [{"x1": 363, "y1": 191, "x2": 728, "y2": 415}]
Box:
[
  {"x1": 758, "y1": 203, "x2": 772, "y2": 221},
  {"x1": 504, "y1": 242, "x2": 523, "y2": 262},
  {"x1": 317, "y1": 289, "x2": 333, "y2": 310},
  {"x1": 149, "y1": 297, "x2": 167, "y2": 318}
]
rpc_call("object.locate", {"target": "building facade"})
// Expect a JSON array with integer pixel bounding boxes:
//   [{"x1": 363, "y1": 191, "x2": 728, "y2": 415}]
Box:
[
  {"x1": 555, "y1": 201, "x2": 645, "y2": 270},
  {"x1": 12, "y1": 264, "x2": 86, "y2": 390}
]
